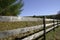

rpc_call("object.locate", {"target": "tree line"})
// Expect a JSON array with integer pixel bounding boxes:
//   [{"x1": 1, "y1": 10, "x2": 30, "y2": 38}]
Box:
[{"x1": 32, "y1": 11, "x2": 60, "y2": 19}]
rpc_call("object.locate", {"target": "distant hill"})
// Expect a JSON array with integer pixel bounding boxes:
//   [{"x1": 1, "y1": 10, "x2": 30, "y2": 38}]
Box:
[
  {"x1": 30, "y1": 15, "x2": 56, "y2": 19},
  {"x1": 25, "y1": 14, "x2": 60, "y2": 19}
]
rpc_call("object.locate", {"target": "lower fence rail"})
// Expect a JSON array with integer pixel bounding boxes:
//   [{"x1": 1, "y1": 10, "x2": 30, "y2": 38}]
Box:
[{"x1": 14, "y1": 24, "x2": 60, "y2": 40}]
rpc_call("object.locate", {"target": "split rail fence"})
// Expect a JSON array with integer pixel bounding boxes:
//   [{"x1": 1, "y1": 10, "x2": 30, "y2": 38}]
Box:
[
  {"x1": 20, "y1": 16, "x2": 60, "y2": 40},
  {"x1": 0, "y1": 16, "x2": 60, "y2": 40}
]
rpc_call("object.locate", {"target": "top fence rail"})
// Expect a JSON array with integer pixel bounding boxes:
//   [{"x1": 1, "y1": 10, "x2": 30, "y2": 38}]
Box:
[{"x1": 0, "y1": 16, "x2": 57, "y2": 22}]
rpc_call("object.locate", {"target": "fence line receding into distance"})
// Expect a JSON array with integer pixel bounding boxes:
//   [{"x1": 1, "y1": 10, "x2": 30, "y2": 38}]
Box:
[{"x1": 0, "y1": 16, "x2": 60, "y2": 40}]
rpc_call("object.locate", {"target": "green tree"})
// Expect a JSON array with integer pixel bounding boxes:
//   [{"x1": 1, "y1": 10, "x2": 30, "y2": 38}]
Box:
[
  {"x1": 55, "y1": 11, "x2": 60, "y2": 19},
  {"x1": 0, "y1": 0, "x2": 23, "y2": 16}
]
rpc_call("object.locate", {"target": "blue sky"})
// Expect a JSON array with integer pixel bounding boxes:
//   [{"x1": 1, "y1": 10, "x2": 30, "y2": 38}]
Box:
[{"x1": 19, "y1": 0, "x2": 60, "y2": 16}]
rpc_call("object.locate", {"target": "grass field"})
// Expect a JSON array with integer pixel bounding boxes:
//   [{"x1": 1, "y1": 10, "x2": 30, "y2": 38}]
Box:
[
  {"x1": 0, "y1": 21, "x2": 42, "y2": 31},
  {"x1": 46, "y1": 26, "x2": 60, "y2": 40},
  {"x1": 0, "y1": 21, "x2": 52, "y2": 31}
]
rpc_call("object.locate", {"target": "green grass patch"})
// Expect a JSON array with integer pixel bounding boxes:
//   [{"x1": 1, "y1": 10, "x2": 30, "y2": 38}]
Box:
[{"x1": 46, "y1": 26, "x2": 60, "y2": 40}]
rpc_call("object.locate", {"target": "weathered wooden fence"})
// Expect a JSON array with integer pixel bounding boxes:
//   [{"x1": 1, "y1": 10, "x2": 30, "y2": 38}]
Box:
[
  {"x1": 15, "y1": 16, "x2": 60, "y2": 40},
  {"x1": 0, "y1": 16, "x2": 60, "y2": 40}
]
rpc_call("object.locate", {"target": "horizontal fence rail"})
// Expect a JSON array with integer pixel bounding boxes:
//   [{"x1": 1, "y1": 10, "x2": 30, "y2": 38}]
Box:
[{"x1": 0, "y1": 16, "x2": 58, "y2": 22}]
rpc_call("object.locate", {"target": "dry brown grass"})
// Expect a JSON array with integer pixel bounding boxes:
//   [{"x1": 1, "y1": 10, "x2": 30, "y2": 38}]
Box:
[{"x1": 0, "y1": 21, "x2": 52, "y2": 31}]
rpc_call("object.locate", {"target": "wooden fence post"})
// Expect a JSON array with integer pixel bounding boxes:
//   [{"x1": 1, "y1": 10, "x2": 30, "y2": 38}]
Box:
[
  {"x1": 57, "y1": 19, "x2": 58, "y2": 28},
  {"x1": 53, "y1": 19, "x2": 55, "y2": 31},
  {"x1": 53, "y1": 18, "x2": 56, "y2": 40},
  {"x1": 43, "y1": 16, "x2": 46, "y2": 40}
]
